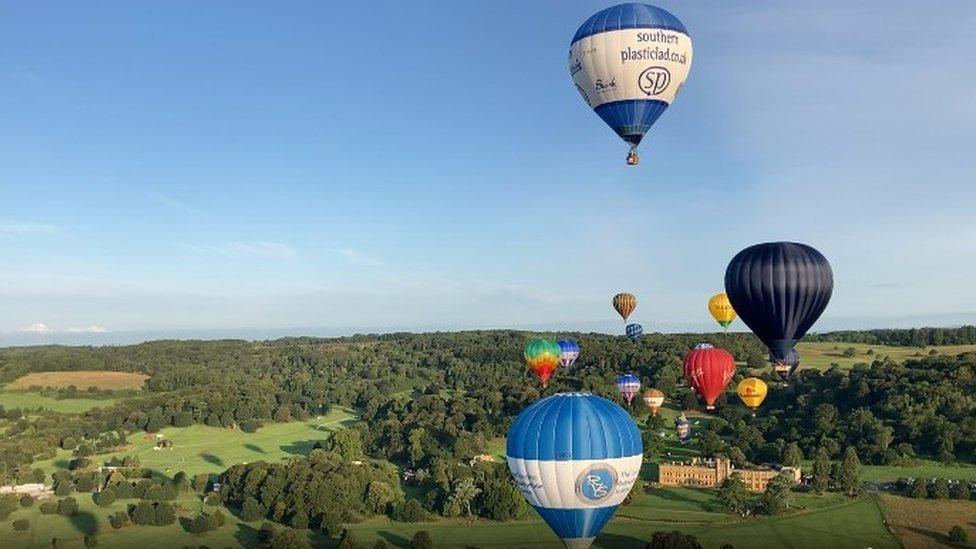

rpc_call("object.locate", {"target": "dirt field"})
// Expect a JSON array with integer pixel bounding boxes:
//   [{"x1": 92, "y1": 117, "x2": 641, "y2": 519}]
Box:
[
  {"x1": 879, "y1": 494, "x2": 976, "y2": 548},
  {"x1": 5, "y1": 371, "x2": 148, "y2": 390}
]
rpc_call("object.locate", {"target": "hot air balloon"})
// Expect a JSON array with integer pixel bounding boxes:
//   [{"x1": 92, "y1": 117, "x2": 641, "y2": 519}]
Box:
[
  {"x1": 569, "y1": 3, "x2": 694, "y2": 165},
  {"x1": 612, "y1": 293, "x2": 637, "y2": 322},
  {"x1": 771, "y1": 348, "x2": 800, "y2": 380},
  {"x1": 625, "y1": 323, "x2": 644, "y2": 342},
  {"x1": 736, "y1": 377, "x2": 768, "y2": 412},
  {"x1": 724, "y1": 242, "x2": 833, "y2": 379},
  {"x1": 683, "y1": 343, "x2": 735, "y2": 410},
  {"x1": 674, "y1": 413, "x2": 692, "y2": 443},
  {"x1": 617, "y1": 373, "x2": 641, "y2": 405},
  {"x1": 507, "y1": 393, "x2": 643, "y2": 549},
  {"x1": 557, "y1": 339, "x2": 581, "y2": 369},
  {"x1": 708, "y1": 292, "x2": 736, "y2": 330},
  {"x1": 642, "y1": 388, "x2": 664, "y2": 416},
  {"x1": 524, "y1": 339, "x2": 562, "y2": 388}
]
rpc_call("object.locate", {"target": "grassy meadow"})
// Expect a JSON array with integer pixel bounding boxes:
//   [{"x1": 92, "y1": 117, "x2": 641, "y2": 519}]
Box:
[{"x1": 794, "y1": 341, "x2": 976, "y2": 370}]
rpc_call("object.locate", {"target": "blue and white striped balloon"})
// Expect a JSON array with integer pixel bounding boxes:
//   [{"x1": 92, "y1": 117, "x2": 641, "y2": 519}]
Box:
[
  {"x1": 625, "y1": 323, "x2": 643, "y2": 342},
  {"x1": 558, "y1": 338, "x2": 581, "y2": 368},
  {"x1": 569, "y1": 3, "x2": 693, "y2": 158},
  {"x1": 507, "y1": 393, "x2": 643, "y2": 548},
  {"x1": 616, "y1": 373, "x2": 641, "y2": 405}
]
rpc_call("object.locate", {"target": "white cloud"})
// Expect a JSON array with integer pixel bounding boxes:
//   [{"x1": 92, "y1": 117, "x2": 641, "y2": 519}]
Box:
[
  {"x1": 0, "y1": 222, "x2": 61, "y2": 236},
  {"x1": 147, "y1": 193, "x2": 203, "y2": 215},
  {"x1": 179, "y1": 241, "x2": 297, "y2": 261},
  {"x1": 22, "y1": 322, "x2": 52, "y2": 334},
  {"x1": 67, "y1": 325, "x2": 109, "y2": 334},
  {"x1": 335, "y1": 248, "x2": 385, "y2": 268}
]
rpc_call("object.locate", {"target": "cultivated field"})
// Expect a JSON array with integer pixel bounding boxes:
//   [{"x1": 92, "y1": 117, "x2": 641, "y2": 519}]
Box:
[
  {"x1": 5, "y1": 371, "x2": 149, "y2": 390},
  {"x1": 880, "y1": 494, "x2": 976, "y2": 548}
]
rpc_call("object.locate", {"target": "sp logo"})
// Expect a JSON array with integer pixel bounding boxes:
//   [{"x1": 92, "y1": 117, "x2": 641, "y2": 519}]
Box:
[{"x1": 638, "y1": 66, "x2": 671, "y2": 96}]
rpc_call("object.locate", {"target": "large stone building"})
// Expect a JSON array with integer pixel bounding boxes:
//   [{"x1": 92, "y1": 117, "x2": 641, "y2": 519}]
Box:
[{"x1": 657, "y1": 457, "x2": 800, "y2": 492}]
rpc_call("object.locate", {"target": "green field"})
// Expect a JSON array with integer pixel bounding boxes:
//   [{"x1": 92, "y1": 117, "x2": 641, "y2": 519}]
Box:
[
  {"x1": 795, "y1": 341, "x2": 976, "y2": 370},
  {"x1": 860, "y1": 459, "x2": 976, "y2": 482},
  {"x1": 0, "y1": 391, "x2": 122, "y2": 414},
  {"x1": 33, "y1": 407, "x2": 358, "y2": 478},
  {"x1": 0, "y1": 485, "x2": 900, "y2": 549}
]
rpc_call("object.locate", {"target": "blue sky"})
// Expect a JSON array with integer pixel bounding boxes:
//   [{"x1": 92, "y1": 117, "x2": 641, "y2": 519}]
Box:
[{"x1": 2, "y1": 1, "x2": 975, "y2": 344}]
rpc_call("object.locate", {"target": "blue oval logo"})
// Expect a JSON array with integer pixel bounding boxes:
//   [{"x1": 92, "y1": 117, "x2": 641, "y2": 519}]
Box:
[{"x1": 576, "y1": 464, "x2": 617, "y2": 504}]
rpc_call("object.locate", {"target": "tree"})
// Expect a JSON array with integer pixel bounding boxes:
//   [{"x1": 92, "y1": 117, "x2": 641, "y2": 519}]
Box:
[
  {"x1": 952, "y1": 482, "x2": 971, "y2": 500},
  {"x1": 39, "y1": 501, "x2": 58, "y2": 514},
  {"x1": 759, "y1": 472, "x2": 793, "y2": 515},
  {"x1": 84, "y1": 534, "x2": 98, "y2": 548},
  {"x1": 32, "y1": 468, "x2": 46, "y2": 483},
  {"x1": 949, "y1": 526, "x2": 968, "y2": 543},
  {"x1": 365, "y1": 481, "x2": 397, "y2": 515},
  {"x1": 94, "y1": 487, "x2": 117, "y2": 506},
  {"x1": 410, "y1": 530, "x2": 433, "y2": 549},
  {"x1": 240, "y1": 496, "x2": 266, "y2": 521},
  {"x1": 130, "y1": 501, "x2": 156, "y2": 525},
  {"x1": 782, "y1": 442, "x2": 803, "y2": 468},
  {"x1": 55, "y1": 481, "x2": 74, "y2": 497},
  {"x1": 338, "y1": 529, "x2": 362, "y2": 549},
  {"x1": 109, "y1": 511, "x2": 129, "y2": 529},
  {"x1": 372, "y1": 541, "x2": 388, "y2": 549},
  {"x1": 395, "y1": 499, "x2": 427, "y2": 522},
  {"x1": 270, "y1": 528, "x2": 306, "y2": 549},
  {"x1": 258, "y1": 522, "x2": 276, "y2": 543},
  {"x1": 324, "y1": 429, "x2": 365, "y2": 461},
  {"x1": 727, "y1": 446, "x2": 748, "y2": 468},
  {"x1": 646, "y1": 530, "x2": 703, "y2": 549},
  {"x1": 717, "y1": 473, "x2": 749, "y2": 515},
  {"x1": 839, "y1": 447, "x2": 861, "y2": 497},
  {"x1": 909, "y1": 478, "x2": 927, "y2": 499},
  {"x1": 20, "y1": 494, "x2": 35, "y2": 507},
  {"x1": 812, "y1": 446, "x2": 831, "y2": 494},
  {"x1": 13, "y1": 518, "x2": 29, "y2": 532},
  {"x1": 697, "y1": 431, "x2": 725, "y2": 458},
  {"x1": 931, "y1": 477, "x2": 950, "y2": 499},
  {"x1": 192, "y1": 473, "x2": 210, "y2": 493},
  {"x1": 446, "y1": 477, "x2": 480, "y2": 517},
  {"x1": 58, "y1": 497, "x2": 79, "y2": 516}
]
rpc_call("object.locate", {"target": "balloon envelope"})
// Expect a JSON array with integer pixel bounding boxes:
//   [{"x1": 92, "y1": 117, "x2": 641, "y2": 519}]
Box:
[
  {"x1": 708, "y1": 292, "x2": 736, "y2": 328},
  {"x1": 674, "y1": 413, "x2": 692, "y2": 443},
  {"x1": 569, "y1": 4, "x2": 694, "y2": 150},
  {"x1": 612, "y1": 293, "x2": 637, "y2": 321},
  {"x1": 643, "y1": 388, "x2": 664, "y2": 415},
  {"x1": 625, "y1": 323, "x2": 644, "y2": 342},
  {"x1": 724, "y1": 242, "x2": 833, "y2": 361},
  {"x1": 558, "y1": 339, "x2": 581, "y2": 368},
  {"x1": 507, "y1": 393, "x2": 643, "y2": 548},
  {"x1": 683, "y1": 344, "x2": 735, "y2": 409},
  {"x1": 736, "y1": 377, "x2": 768, "y2": 411},
  {"x1": 617, "y1": 373, "x2": 641, "y2": 404},
  {"x1": 524, "y1": 339, "x2": 562, "y2": 387}
]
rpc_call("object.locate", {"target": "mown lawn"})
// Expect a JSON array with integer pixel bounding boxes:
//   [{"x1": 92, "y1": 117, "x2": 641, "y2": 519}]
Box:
[
  {"x1": 795, "y1": 341, "x2": 976, "y2": 371},
  {"x1": 33, "y1": 407, "x2": 359, "y2": 478},
  {"x1": 0, "y1": 391, "x2": 122, "y2": 414}
]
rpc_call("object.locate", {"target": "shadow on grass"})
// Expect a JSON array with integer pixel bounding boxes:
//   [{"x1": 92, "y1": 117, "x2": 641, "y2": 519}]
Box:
[
  {"x1": 234, "y1": 522, "x2": 261, "y2": 548},
  {"x1": 280, "y1": 439, "x2": 323, "y2": 456},
  {"x1": 904, "y1": 526, "x2": 950, "y2": 545},
  {"x1": 595, "y1": 532, "x2": 646, "y2": 548},
  {"x1": 69, "y1": 510, "x2": 99, "y2": 534},
  {"x1": 378, "y1": 530, "x2": 410, "y2": 547},
  {"x1": 243, "y1": 443, "x2": 266, "y2": 454},
  {"x1": 200, "y1": 452, "x2": 225, "y2": 467}
]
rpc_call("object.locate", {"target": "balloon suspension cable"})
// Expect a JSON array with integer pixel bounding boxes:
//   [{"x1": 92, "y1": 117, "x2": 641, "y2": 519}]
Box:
[{"x1": 626, "y1": 147, "x2": 640, "y2": 166}]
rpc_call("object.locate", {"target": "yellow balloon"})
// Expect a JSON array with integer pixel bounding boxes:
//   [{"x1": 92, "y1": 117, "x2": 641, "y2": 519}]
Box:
[
  {"x1": 737, "y1": 377, "x2": 768, "y2": 411},
  {"x1": 708, "y1": 292, "x2": 736, "y2": 329}
]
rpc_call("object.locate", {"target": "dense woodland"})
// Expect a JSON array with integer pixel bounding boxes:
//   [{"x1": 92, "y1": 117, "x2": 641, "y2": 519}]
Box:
[{"x1": 0, "y1": 328, "x2": 974, "y2": 520}]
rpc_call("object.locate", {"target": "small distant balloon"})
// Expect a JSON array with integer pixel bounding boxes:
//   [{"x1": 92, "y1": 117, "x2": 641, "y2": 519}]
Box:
[
  {"x1": 643, "y1": 388, "x2": 665, "y2": 416},
  {"x1": 736, "y1": 377, "x2": 768, "y2": 412},
  {"x1": 612, "y1": 293, "x2": 637, "y2": 322},
  {"x1": 708, "y1": 292, "x2": 736, "y2": 329},
  {"x1": 674, "y1": 413, "x2": 692, "y2": 443},
  {"x1": 524, "y1": 339, "x2": 562, "y2": 388},
  {"x1": 771, "y1": 348, "x2": 800, "y2": 380},
  {"x1": 683, "y1": 343, "x2": 735, "y2": 410},
  {"x1": 557, "y1": 339, "x2": 580, "y2": 369},
  {"x1": 625, "y1": 323, "x2": 644, "y2": 342},
  {"x1": 617, "y1": 373, "x2": 641, "y2": 405}
]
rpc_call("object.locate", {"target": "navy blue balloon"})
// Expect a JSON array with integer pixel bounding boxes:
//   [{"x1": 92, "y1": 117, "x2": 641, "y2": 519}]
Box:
[{"x1": 625, "y1": 323, "x2": 644, "y2": 342}]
